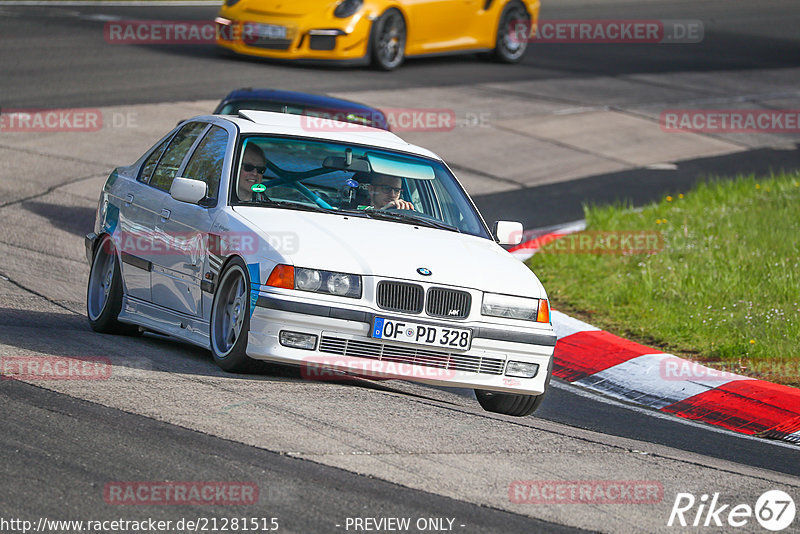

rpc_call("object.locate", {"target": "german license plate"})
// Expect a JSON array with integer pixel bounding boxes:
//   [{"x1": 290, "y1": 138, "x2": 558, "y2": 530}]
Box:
[
  {"x1": 371, "y1": 317, "x2": 472, "y2": 351},
  {"x1": 247, "y1": 23, "x2": 287, "y2": 40}
]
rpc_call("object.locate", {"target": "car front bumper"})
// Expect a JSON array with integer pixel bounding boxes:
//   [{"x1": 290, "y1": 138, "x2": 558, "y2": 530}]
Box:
[
  {"x1": 247, "y1": 292, "x2": 556, "y2": 395},
  {"x1": 215, "y1": 12, "x2": 372, "y2": 62}
]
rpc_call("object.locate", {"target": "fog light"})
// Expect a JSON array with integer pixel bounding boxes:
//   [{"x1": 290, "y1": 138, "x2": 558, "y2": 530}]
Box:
[
  {"x1": 505, "y1": 361, "x2": 539, "y2": 378},
  {"x1": 279, "y1": 331, "x2": 317, "y2": 350}
]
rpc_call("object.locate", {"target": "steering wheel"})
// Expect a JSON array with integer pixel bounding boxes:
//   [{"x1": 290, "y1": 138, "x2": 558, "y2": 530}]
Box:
[{"x1": 261, "y1": 176, "x2": 333, "y2": 210}]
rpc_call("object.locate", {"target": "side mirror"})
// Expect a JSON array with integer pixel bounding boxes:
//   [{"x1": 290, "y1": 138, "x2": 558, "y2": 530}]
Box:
[
  {"x1": 493, "y1": 221, "x2": 523, "y2": 246},
  {"x1": 170, "y1": 177, "x2": 207, "y2": 204}
]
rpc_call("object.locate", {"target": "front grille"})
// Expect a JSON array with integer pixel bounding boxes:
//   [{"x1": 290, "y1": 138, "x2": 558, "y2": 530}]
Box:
[
  {"x1": 376, "y1": 281, "x2": 424, "y2": 314},
  {"x1": 309, "y1": 35, "x2": 336, "y2": 50},
  {"x1": 426, "y1": 287, "x2": 471, "y2": 319},
  {"x1": 246, "y1": 38, "x2": 292, "y2": 50},
  {"x1": 318, "y1": 336, "x2": 505, "y2": 375}
]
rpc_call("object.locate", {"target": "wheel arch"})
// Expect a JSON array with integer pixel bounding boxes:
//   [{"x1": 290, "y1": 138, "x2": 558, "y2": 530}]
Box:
[
  {"x1": 87, "y1": 231, "x2": 120, "y2": 265},
  {"x1": 210, "y1": 253, "x2": 261, "y2": 320},
  {"x1": 212, "y1": 253, "x2": 249, "y2": 293}
]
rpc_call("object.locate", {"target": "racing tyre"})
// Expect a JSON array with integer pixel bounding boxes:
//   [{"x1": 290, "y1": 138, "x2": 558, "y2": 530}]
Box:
[
  {"x1": 371, "y1": 8, "x2": 406, "y2": 70},
  {"x1": 210, "y1": 258, "x2": 255, "y2": 373},
  {"x1": 493, "y1": 0, "x2": 530, "y2": 64},
  {"x1": 475, "y1": 358, "x2": 552, "y2": 416},
  {"x1": 475, "y1": 390, "x2": 545, "y2": 416},
  {"x1": 87, "y1": 235, "x2": 139, "y2": 335}
]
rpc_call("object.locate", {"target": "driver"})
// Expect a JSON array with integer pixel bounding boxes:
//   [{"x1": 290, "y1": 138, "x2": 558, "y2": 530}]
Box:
[
  {"x1": 237, "y1": 143, "x2": 267, "y2": 201},
  {"x1": 367, "y1": 173, "x2": 414, "y2": 210}
]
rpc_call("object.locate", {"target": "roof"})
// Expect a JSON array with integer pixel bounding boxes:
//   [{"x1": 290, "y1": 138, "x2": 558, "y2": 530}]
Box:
[
  {"x1": 214, "y1": 88, "x2": 389, "y2": 130},
  {"x1": 216, "y1": 88, "x2": 384, "y2": 115},
  {"x1": 205, "y1": 111, "x2": 440, "y2": 160}
]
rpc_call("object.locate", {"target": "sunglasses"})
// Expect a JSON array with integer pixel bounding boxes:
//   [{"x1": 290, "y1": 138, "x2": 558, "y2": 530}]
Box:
[
  {"x1": 373, "y1": 184, "x2": 403, "y2": 194},
  {"x1": 242, "y1": 162, "x2": 267, "y2": 174}
]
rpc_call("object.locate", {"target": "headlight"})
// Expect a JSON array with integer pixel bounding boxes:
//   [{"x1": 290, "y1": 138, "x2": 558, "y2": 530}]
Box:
[
  {"x1": 327, "y1": 272, "x2": 354, "y2": 296},
  {"x1": 481, "y1": 293, "x2": 539, "y2": 321},
  {"x1": 295, "y1": 268, "x2": 362, "y2": 298},
  {"x1": 334, "y1": 0, "x2": 363, "y2": 18},
  {"x1": 295, "y1": 268, "x2": 322, "y2": 292}
]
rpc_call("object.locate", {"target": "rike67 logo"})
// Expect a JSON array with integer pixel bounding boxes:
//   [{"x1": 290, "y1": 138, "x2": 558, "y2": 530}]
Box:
[{"x1": 668, "y1": 490, "x2": 796, "y2": 531}]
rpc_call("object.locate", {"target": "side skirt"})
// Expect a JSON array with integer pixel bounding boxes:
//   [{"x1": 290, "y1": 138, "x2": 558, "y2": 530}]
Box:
[{"x1": 119, "y1": 295, "x2": 211, "y2": 350}]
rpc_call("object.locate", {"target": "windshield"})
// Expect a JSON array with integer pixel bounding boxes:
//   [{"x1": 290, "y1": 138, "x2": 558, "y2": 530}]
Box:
[{"x1": 230, "y1": 136, "x2": 490, "y2": 239}]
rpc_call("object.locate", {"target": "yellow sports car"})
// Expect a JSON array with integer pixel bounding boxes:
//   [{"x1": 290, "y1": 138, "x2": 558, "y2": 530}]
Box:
[{"x1": 216, "y1": 0, "x2": 539, "y2": 70}]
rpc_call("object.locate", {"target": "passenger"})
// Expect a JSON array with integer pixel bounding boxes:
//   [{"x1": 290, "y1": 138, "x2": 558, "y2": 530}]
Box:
[{"x1": 237, "y1": 143, "x2": 267, "y2": 201}]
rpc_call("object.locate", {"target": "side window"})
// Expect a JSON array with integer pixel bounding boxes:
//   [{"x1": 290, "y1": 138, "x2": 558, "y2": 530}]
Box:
[
  {"x1": 183, "y1": 126, "x2": 229, "y2": 204},
  {"x1": 149, "y1": 122, "x2": 207, "y2": 193},
  {"x1": 139, "y1": 137, "x2": 170, "y2": 184}
]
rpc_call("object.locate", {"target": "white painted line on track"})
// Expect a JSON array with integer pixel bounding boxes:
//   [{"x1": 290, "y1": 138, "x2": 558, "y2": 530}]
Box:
[
  {"x1": 80, "y1": 12, "x2": 121, "y2": 19},
  {"x1": 0, "y1": 1, "x2": 219, "y2": 5}
]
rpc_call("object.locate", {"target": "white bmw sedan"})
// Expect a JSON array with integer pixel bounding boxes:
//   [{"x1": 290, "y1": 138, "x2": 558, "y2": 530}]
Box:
[{"x1": 86, "y1": 111, "x2": 556, "y2": 416}]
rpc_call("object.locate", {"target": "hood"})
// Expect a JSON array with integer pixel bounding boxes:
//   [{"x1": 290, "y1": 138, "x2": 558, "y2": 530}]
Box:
[
  {"x1": 243, "y1": 0, "x2": 337, "y2": 17},
  {"x1": 233, "y1": 207, "x2": 546, "y2": 298}
]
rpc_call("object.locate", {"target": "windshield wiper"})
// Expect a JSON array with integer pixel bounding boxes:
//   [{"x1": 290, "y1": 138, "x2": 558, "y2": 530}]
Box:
[
  {"x1": 237, "y1": 199, "x2": 332, "y2": 214},
  {"x1": 359, "y1": 210, "x2": 460, "y2": 232}
]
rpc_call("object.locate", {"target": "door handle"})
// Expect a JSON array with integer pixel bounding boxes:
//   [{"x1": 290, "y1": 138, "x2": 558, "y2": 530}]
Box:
[
  {"x1": 125, "y1": 194, "x2": 134, "y2": 206},
  {"x1": 160, "y1": 208, "x2": 171, "y2": 221}
]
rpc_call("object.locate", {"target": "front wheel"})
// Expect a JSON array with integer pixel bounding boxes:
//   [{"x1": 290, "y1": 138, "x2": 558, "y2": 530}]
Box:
[
  {"x1": 493, "y1": 0, "x2": 530, "y2": 64},
  {"x1": 210, "y1": 258, "x2": 255, "y2": 372},
  {"x1": 475, "y1": 358, "x2": 552, "y2": 416},
  {"x1": 370, "y1": 8, "x2": 406, "y2": 70},
  {"x1": 475, "y1": 389, "x2": 545, "y2": 416}
]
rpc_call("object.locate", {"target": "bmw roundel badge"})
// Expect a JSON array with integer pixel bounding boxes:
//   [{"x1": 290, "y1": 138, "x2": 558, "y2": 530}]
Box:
[{"x1": 417, "y1": 267, "x2": 432, "y2": 276}]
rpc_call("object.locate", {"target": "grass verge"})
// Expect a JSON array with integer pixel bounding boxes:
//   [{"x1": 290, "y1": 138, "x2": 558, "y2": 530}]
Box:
[{"x1": 528, "y1": 172, "x2": 800, "y2": 386}]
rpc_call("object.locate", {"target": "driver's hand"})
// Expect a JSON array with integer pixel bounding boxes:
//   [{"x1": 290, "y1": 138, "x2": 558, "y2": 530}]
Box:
[{"x1": 381, "y1": 199, "x2": 415, "y2": 210}]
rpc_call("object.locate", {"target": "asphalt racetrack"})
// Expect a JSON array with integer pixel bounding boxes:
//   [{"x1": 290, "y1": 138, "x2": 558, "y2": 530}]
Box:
[{"x1": 1, "y1": 0, "x2": 800, "y2": 532}]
